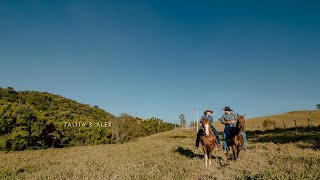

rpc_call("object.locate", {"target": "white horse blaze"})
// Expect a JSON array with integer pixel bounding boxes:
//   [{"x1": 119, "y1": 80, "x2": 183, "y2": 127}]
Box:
[{"x1": 204, "y1": 124, "x2": 209, "y2": 136}]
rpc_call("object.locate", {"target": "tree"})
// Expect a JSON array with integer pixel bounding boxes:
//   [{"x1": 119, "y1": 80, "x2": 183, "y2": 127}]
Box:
[
  {"x1": 7, "y1": 87, "x2": 16, "y2": 94},
  {"x1": 262, "y1": 119, "x2": 277, "y2": 130},
  {"x1": 0, "y1": 87, "x2": 175, "y2": 151},
  {"x1": 189, "y1": 121, "x2": 197, "y2": 128},
  {"x1": 316, "y1": 104, "x2": 320, "y2": 110},
  {"x1": 179, "y1": 114, "x2": 186, "y2": 128}
]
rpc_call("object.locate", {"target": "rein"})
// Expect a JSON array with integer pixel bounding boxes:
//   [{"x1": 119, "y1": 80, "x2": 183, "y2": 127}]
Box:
[{"x1": 229, "y1": 119, "x2": 245, "y2": 138}]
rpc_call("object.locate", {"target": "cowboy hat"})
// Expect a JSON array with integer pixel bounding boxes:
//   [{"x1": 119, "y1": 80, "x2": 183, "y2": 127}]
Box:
[
  {"x1": 222, "y1": 106, "x2": 233, "y2": 111},
  {"x1": 204, "y1": 109, "x2": 213, "y2": 114}
]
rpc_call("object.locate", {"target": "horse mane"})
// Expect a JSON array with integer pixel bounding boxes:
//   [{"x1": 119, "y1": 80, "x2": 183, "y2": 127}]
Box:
[
  {"x1": 236, "y1": 115, "x2": 245, "y2": 132},
  {"x1": 201, "y1": 117, "x2": 213, "y2": 135},
  {"x1": 201, "y1": 117, "x2": 211, "y2": 126},
  {"x1": 229, "y1": 115, "x2": 246, "y2": 138}
]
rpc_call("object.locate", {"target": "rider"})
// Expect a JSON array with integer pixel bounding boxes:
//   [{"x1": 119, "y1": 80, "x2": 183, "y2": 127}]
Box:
[
  {"x1": 194, "y1": 109, "x2": 221, "y2": 150},
  {"x1": 219, "y1": 106, "x2": 247, "y2": 153}
]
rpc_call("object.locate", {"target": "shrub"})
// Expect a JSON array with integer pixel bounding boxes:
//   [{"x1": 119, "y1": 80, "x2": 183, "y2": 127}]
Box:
[{"x1": 262, "y1": 119, "x2": 277, "y2": 130}]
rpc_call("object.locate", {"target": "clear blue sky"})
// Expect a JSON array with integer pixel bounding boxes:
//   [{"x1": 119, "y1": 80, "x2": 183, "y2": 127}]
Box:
[{"x1": 1, "y1": 0, "x2": 319, "y2": 124}]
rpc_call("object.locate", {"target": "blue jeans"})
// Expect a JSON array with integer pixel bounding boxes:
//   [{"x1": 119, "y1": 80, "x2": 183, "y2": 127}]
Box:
[
  {"x1": 210, "y1": 124, "x2": 221, "y2": 144},
  {"x1": 223, "y1": 127, "x2": 247, "y2": 151},
  {"x1": 223, "y1": 126, "x2": 231, "y2": 151},
  {"x1": 241, "y1": 131, "x2": 247, "y2": 150}
]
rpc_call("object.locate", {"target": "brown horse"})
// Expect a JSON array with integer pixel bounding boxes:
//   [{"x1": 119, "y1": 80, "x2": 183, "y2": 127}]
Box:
[
  {"x1": 201, "y1": 118, "x2": 218, "y2": 166},
  {"x1": 225, "y1": 114, "x2": 245, "y2": 161}
]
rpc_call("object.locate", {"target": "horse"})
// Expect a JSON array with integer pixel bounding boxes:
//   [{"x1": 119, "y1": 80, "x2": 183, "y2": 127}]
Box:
[
  {"x1": 225, "y1": 114, "x2": 245, "y2": 161},
  {"x1": 201, "y1": 118, "x2": 218, "y2": 166}
]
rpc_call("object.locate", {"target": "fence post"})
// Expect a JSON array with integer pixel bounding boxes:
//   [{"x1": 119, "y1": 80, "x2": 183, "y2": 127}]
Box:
[
  {"x1": 308, "y1": 118, "x2": 311, "y2": 130},
  {"x1": 294, "y1": 120, "x2": 297, "y2": 130},
  {"x1": 273, "y1": 123, "x2": 276, "y2": 130},
  {"x1": 283, "y1": 121, "x2": 286, "y2": 130},
  {"x1": 258, "y1": 125, "x2": 259, "y2": 131},
  {"x1": 251, "y1": 126, "x2": 253, "y2": 132}
]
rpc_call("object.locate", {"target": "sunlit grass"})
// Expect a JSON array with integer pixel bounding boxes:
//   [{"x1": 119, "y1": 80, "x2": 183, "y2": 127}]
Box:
[{"x1": 1, "y1": 126, "x2": 319, "y2": 179}]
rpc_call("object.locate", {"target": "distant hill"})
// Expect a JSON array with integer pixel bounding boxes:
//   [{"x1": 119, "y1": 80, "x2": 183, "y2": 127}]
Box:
[
  {"x1": 213, "y1": 110, "x2": 320, "y2": 131},
  {"x1": 0, "y1": 87, "x2": 175, "y2": 151}
]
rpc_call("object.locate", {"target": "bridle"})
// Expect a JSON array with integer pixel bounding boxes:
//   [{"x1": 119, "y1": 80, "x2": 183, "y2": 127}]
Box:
[{"x1": 236, "y1": 117, "x2": 245, "y2": 132}]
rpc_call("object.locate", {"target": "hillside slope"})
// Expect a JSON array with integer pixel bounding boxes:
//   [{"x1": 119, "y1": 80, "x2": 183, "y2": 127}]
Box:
[
  {"x1": 0, "y1": 87, "x2": 174, "y2": 151},
  {"x1": 0, "y1": 127, "x2": 319, "y2": 179},
  {"x1": 213, "y1": 110, "x2": 320, "y2": 132}
]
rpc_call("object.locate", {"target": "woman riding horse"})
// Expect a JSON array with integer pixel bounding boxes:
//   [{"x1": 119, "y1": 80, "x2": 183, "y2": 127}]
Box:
[{"x1": 194, "y1": 109, "x2": 221, "y2": 150}]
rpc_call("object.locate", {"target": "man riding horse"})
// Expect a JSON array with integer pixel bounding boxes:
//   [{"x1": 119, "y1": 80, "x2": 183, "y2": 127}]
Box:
[
  {"x1": 194, "y1": 109, "x2": 222, "y2": 150},
  {"x1": 219, "y1": 106, "x2": 248, "y2": 153}
]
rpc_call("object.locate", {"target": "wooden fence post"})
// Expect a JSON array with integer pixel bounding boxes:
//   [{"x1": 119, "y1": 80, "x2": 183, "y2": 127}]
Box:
[
  {"x1": 294, "y1": 120, "x2": 297, "y2": 130},
  {"x1": 251, "y1": 126, "x2": 253, "y2": 132},
  {"x1": 273, "y1": 123, "x2": 276, "y2": 130},
  {"x1": 258, "y1": 125, "x2": 259, "y2": 131},
  {"x1": 283, "y1": 121, "x2": 286, "y2": 129},
  {"x1": 308, "y1": 118, "x2": 311, "y2": 130}
]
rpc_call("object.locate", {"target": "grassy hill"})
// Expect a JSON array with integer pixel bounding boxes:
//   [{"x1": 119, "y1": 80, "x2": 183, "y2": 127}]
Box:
[
  {"x1": 0, "y1": 87, "x2": 175, "y2": 151},
  {"x1": 213, "y1": 110, "x2": 320, "y2": 132},
  {"x1": 0, "y1": 126, "x2": 319, "y2": 179}
]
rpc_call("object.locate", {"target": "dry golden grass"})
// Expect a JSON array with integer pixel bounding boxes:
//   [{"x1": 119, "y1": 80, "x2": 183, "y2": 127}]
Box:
[
  {"x1": 0, "y1": 126, "x2": 319, "y2": 179},
  {"x1": 213, "y1": 110, "x2": 320, "y2": 132}
]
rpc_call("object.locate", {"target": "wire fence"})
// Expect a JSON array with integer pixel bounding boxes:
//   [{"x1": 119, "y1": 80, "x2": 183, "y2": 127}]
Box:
[
  {"x1": 245, "y1": 118, "x2": 317, "y2": 132},
  {"x1": 191, "y1": 118, "x2": 320, "y2": 132}
]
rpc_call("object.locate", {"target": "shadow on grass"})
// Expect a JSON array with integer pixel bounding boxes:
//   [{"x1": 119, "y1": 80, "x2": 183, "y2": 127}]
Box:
[
  {"x1": 169, "y1": 135, "x2": 189, "y2": 139},
  {"x1": 174, "y1": 147, "x2": 236, "y2": 169},
  {"x1": 174, "y1": 147, "x2": 222, "y2": 160},
  {"x1": 246, "y1": 126, "x2": 320, "y2": 150}
]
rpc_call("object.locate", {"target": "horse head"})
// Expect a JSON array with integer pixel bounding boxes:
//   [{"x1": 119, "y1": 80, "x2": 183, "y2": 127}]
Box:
[
  {"x1": 236, "y1": 114, "x2": 246, "y2": 131},
  {"x1": 202, "y1": 118, "x2": 211, "y2": 136}
]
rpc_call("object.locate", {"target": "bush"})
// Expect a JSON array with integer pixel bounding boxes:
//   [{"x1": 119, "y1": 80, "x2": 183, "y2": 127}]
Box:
[
  {"x1": 0, "y1": 87, "x2": 175, "y2": 151},
  {"x1": 262, "y1": 119, "x2": 277, "y2": 130}
]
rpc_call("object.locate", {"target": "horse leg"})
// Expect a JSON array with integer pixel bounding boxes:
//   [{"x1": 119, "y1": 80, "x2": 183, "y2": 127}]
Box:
[
  {"x1": 208, "y1": 144, "x2": 214, "y2": 166},
  {"x1": 224, "y1": 147, "x2": 229, "y2": 163},
  {"x1": 237, "y1": 135, "x2": 243, "y2": 158},
  {"x1": 232, "y1": 145, "x2": 237, "y2": 161},
  {"x1": 202, "y1": 144, "x2": 208, "y2": 166},
  {"x1": 237, "y1": 144, "x2": 241, "y2": 158}
]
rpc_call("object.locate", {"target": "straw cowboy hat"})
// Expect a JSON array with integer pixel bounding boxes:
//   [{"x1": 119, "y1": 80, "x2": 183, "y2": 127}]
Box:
[{"x1": 222, "y1": 106, "x2": 233, "y2": 111}]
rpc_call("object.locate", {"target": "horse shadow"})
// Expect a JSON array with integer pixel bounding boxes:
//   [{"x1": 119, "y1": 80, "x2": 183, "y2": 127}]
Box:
[{"x1": 174, "y1": 146, "x2": 223, "y2": 160}]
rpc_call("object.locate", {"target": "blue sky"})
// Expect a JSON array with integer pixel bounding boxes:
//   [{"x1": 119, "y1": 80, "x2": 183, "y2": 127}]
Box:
[{"x1": 0, "y1": 0, "x2": 319, "y2": 124}]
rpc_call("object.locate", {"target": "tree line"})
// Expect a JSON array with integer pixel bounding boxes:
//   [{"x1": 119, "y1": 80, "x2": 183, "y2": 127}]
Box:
[{"x1": 0, "y1": 87, "x2": 175, "y2": 151}]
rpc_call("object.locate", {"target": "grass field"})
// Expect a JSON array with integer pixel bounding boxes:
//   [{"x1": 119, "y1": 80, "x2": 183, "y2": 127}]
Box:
[
  {"x1": 0, "y1": 125, "x2": 319, "y2": 179},
  {"x1": 213, "y1": 110, "x2": 320, "y2": 132}
]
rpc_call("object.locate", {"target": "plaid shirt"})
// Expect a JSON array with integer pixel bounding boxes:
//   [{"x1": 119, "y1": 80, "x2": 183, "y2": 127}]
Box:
[{"x1": 219, "y1": 113, "x2": 237, "y2": 127}]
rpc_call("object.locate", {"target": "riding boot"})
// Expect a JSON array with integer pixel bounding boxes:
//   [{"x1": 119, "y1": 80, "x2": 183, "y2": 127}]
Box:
[{"x1": 195, "y1": 129, "x2": 203, "y2": 148}]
